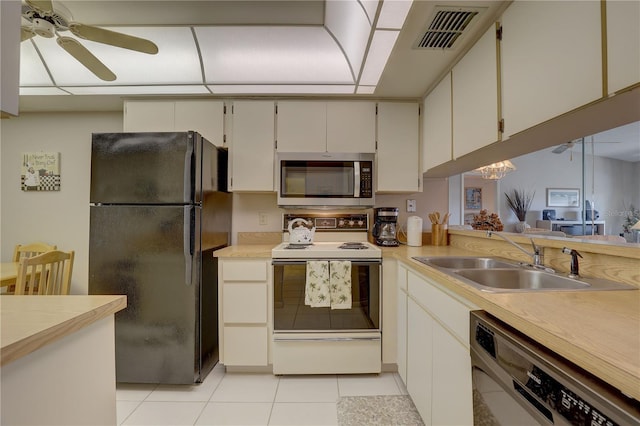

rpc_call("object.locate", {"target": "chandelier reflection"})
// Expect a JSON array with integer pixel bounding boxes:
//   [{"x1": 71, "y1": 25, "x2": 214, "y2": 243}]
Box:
[{"x1": 475, "y1": 160, "x2": 516, "y2": 180}]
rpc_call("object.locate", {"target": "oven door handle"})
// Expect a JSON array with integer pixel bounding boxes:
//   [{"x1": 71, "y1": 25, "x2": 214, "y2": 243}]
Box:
[
  {"x1": 273, "y1": 336, "x2": 381, "y2": 342},
  {"x1": 272, "y1": 259, "x2": 382, "y2": 266}
]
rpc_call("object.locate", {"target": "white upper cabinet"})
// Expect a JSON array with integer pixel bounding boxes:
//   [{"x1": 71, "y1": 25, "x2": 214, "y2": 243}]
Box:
[
  {"x1": 452, "y1": 23, "x2": 500, "y2": 159},
  {"x1": 276, "y1": 101, "x2": 326, "y2": 152},
  {"x1": 229, "y1": 101, "x2": 275, "y2": 192},
  {"x1": 423, "y1": 73, "x2": 452, "y2": 173},
  {"x1": 326, "y1": 101, "x2": 376, "y2": 153},
  {"x1": 376, "y1": 102, "x2": 420, "y2": 192},
  {"x1": 606, "y1": 0, "x2": 640, "y2": 94},
  {"x1": 174, "y1": 100, "x2": 225, "y2": 146},
  {"x1": 123, "y1": 100, "x2": 225, "y2": 146},
  {"x1": 124, "y1": 101, "x2": 175, "y2": 132},
  {"x1": 501, "y1": 1, "x2": 602, "y2": 138},
  {"x1": 276, "y1": 101, "x2": 376, "y2": 152}
]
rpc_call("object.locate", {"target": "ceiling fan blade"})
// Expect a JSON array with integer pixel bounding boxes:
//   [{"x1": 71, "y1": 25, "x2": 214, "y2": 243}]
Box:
[
  {"x1": 68, "y1": 23, "x2": 159, "y2": 54},
  {"x1": 25, "y1": 0, "x2": 54, "y2": 15},
  {"x1": 21, "y1": 26, "x2": 36, "y2": 42},
  {"x1": 551, "y1": 144, "x2": 569, "y2": 154},
  {"x1": 56, "y1": 36, "x2": 116, "y2": 81}
]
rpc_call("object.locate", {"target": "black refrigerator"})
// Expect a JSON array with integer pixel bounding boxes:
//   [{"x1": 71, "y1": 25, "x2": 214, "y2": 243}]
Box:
[{"x1": 89, "y1": 131, "x2": 231, "y2": 384}]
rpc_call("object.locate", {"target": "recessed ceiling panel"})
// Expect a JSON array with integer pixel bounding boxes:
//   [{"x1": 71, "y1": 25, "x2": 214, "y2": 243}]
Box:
[
  {"x1": 31, "y1": 27, "x2": 201, "y2": 86},
  {"x1": 196, "y1": 26, "x2": 353, "y2": 84},
  {"x1": 324, "y1": 0, "x2": 372, "y2": 78},
  {"x1": 19, "y1": 41, "x2": 54, "y2": 86},
  {"x1": 359, "y1": 30, "x2": 399, "y2": 86}
]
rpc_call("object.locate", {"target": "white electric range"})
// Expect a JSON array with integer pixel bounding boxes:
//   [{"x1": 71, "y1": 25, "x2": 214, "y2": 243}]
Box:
[{"x1": 271, "y1": 213, "x2": 383, "y2": 375}]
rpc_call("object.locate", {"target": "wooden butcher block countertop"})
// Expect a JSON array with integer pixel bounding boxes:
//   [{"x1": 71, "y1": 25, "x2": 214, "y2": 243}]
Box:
[
  {"x1": 1, "y1": 295, "x2": 127, "y2": 366},
  {"x1": 214, "y1": 243, "x2": 640, "y2": 401}
]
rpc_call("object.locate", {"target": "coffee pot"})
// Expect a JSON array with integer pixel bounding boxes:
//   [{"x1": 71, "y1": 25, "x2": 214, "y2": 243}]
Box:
[{"x1": 372, "y1": 207, "x2": 399, "y2": 246}]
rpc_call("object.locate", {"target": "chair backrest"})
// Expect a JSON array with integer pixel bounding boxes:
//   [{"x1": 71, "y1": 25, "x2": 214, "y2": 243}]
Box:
[
  {"x1": 14, "y1": 250, "x2": 75, "y2": 295},
  {"x1": 12, "y1": 242, "x2": 57, "y2": 262}
]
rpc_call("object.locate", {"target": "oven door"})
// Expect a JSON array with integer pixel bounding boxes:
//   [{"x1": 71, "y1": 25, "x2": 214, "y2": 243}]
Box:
[
  {"x1": 271, "y1": 259, "x2": 382, "y2": 375},
  {"x1": 272, "y1": 259, "x2": 380, "y2": 332}
]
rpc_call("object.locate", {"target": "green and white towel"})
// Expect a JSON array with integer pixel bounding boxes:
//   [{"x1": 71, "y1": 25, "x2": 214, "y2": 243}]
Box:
[
  {"x1": 305, "y1": 260, "x2": 330, "y2": 307},
  {"x1": 329, "y1": 260, "x2": 352, "y2": 310}
]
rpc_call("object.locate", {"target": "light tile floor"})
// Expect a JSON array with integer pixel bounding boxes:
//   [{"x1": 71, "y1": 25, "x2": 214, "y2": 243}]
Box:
[{"x1": 117, "y1": 364, "x2": 409, "y2": 426}]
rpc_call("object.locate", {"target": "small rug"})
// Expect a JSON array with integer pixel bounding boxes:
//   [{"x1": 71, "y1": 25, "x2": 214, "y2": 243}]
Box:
[{"x1": 337, "y1": 395, "x2": 425, "y2": 426}]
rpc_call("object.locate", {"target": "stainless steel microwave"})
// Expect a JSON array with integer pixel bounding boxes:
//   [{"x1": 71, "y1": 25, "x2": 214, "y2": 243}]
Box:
[{"x1": 276, "y1": 152, "x2": 375, "y2": 208}]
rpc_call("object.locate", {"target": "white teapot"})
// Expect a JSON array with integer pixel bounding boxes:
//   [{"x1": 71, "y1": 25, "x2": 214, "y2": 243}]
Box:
[{"x1": 288, "y1": 218, "x2": 316, "y2": 244}]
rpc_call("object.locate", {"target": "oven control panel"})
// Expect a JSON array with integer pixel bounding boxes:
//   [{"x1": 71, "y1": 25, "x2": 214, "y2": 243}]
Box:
[{"x1": 283, "y1": 213, "x2": 369, "y2": 231}]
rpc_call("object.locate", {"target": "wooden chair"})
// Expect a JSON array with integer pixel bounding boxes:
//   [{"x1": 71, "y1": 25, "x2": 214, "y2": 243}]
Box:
[
  {"x1": 14, "y1": 250, "x2": 75, "y2": 295},
  {"x1": 6, "y1": 242, "x2": 57, "y2": 294},
  {"x1": 12, "y1": 242, "x2": 57, "y2": 262}
]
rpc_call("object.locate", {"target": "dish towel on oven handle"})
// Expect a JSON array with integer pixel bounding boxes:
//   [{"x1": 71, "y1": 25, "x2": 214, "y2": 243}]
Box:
[
  {"x1": 329, "y1": 260, "x2": 352, "y2": 309},
  {"x1": 305, "y1": 260, "x2": 330, "y2": 307}
]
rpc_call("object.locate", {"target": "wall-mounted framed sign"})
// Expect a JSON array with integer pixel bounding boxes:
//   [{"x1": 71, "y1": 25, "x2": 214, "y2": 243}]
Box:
[{"x1": 22, "y1": 152, "x2": 61, "y2": 191}]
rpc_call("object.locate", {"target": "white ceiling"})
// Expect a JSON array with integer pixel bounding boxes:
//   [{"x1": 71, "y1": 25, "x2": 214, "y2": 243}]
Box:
[
  {"x1": 18, "y1": 0, "x2": 510, "y2": 110},
  {"x1": 557, "y1": 121, "x2": 640, "y2": 163}
]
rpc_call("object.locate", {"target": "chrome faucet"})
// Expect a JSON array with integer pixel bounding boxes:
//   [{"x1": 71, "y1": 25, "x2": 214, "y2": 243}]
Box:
[{"x1": 486, "y1": 231, "x2": 544, "y2": 266}]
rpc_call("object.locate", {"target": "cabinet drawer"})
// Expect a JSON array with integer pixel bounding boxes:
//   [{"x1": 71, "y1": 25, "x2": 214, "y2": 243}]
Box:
[
  {"x1": 222, "y1": 260, "x2": 268, "y2": 281},
  {"x1": 407, "y1": 271, "x2": 472, "y2": 346},
  {"x1": 223, "y1": 326, "x2": 268, "y2": 366},
  {"x1": 223, "y1": 283, "x2": 267, "y2": 323}
]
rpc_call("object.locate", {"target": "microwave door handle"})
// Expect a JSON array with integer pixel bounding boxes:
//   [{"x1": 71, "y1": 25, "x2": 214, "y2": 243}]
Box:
[{"x1": 354, "y1": 161, "x2": 360, "y2": 198}]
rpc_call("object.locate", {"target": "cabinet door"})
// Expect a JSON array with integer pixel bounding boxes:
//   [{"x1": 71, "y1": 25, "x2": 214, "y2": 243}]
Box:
[
  {"x1": 431, "y1": 325, "x2": 473, "y2": 426},
  {"x1": 377, "y1": 102, "x2": 420, "y2": 192},
  {"x1": 501, "y1": 1, "x2": 602, "y2": 137},
  {"x1": 396, "y1": 265, "x2": 408, "y2": 384},
  {"x1": 276, "y1": 101, "x2": 326, "y2": 152},
  {"x1": 326, "y1": 101, "x2": 376, "y2": 153},
  {"x1": 452, "y1": 23, "x2": 500, "y2": 159},
  {"x1": 123, "y1": 101, "x2": 175, "y2": 132},
  {"x1": 407, "y1": 298, "x2": 433, "y2": 424},
  {"x1": 223, "y1": 327, "x2": 268, "y2": 366},
  {"x1": 229, "y1": 101, "x2": 275, "y2": 191},
  {"x1": 174, "y1": 100, "x2": 225, "y2": 147},
  {"x1": 606, "y1": 1, "x2": 640, "y2": 94},
  {"x1": 423, "y1": 73, "x2": 452, "y2": 172}
]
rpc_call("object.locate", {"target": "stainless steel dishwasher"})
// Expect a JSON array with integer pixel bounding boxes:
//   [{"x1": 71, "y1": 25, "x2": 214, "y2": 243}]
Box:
[{"x1": 470, "y1": 311, "x2": 640, "y2": 425}]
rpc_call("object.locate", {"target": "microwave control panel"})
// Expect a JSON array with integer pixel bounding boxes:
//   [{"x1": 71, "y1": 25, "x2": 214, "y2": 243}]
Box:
[{"x1": 359, "y1": 161, "x2": 373, "y2": 198}]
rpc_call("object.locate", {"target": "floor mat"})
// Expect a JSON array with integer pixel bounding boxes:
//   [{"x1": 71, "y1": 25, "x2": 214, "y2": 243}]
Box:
[{"x1": 337, "y1": 395, "x2": 424, "y2": 426}]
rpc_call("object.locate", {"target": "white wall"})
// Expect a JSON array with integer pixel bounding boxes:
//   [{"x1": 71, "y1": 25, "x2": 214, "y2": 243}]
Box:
[{"x1": 1, "y1": 112, "x2": 123, "y2": 293}]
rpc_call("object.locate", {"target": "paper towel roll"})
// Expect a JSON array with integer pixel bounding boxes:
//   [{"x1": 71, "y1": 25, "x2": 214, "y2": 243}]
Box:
[{"x1": 407, "y1": 216, "x2": 423, "y2": 247}]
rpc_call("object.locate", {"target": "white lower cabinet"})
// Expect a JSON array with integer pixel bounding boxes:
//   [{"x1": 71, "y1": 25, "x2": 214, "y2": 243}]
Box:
[
  {"x1": 398, "y1": 265, "x2": 476, "y2": 425},
  {"x1": 407, "y1": 297, "x2": 434, "y2": 422},
  {"x1": 219, "y1": 259, "x2": 271, "y2": 367}
]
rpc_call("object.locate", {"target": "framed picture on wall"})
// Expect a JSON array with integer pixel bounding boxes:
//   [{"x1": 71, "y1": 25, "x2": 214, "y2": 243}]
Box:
[
  {"x1": 465, "y1": 187, "x2": 482, "y2": 210},
  {"x1": 21, "y1": 152, "x2": 61, "y2": 191},
  {"x1": 547, "y1": 188, "x2": 580, "y2": 207}
]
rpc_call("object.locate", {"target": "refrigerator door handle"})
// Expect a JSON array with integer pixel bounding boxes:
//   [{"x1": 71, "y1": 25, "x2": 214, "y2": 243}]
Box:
[{"x1": 184, "y1": 206, "x2": 194, "y2": 285}]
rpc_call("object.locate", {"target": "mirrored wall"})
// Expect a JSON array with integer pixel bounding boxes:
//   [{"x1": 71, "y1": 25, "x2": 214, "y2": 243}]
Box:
[{"x1": 459, "y1": 121, "x2": 640, "y2": 242}]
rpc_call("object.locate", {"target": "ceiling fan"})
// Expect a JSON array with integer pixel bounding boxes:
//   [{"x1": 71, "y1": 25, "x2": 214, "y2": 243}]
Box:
[
  {"x1": 551, "y1": 139, "x2": 620, "y2": 154},
  {"x1": 20, "y1": 0, "x2": 158, "y2": 81}
]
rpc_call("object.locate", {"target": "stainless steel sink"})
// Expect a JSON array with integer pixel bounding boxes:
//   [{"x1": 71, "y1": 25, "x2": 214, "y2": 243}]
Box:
[
  {"x1": 454, "y1": 269, "x2": 591, "y2": 291},
  {"x1": 411, "y1": 256, "x2": 637, "y2": 292},
  {"x1": 412, "y1": 256, "x2": 519, "y2": 270}
]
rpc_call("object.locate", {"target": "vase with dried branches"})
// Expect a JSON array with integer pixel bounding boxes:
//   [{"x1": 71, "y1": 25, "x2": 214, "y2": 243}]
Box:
[{"x1": 505, "y1": 189, "x2": 535, "y2": 232}]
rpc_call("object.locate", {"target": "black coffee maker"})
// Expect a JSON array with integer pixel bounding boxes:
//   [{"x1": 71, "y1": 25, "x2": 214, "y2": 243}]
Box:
[{"x1": 372, "y1": 207, "x2": 399, "y2": 246}]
